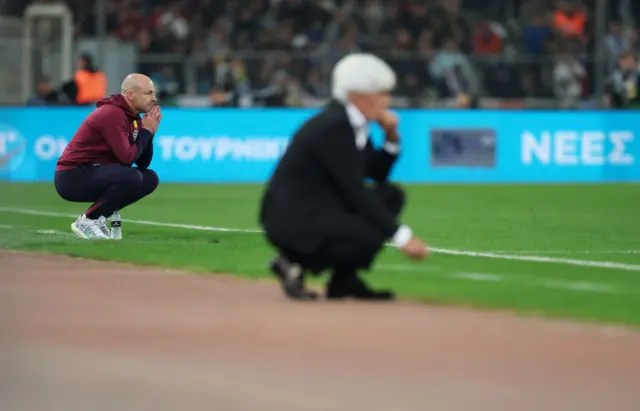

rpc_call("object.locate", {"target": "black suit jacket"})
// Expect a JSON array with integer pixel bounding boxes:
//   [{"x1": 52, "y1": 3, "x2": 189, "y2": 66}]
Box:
[{"x1": 259, "y1": 100, "x2": 400, "y2": 255}]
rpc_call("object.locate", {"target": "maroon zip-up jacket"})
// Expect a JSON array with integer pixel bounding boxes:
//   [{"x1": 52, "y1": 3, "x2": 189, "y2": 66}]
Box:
[{"x1": 56, "y1": 94, "x2": 154, "y2": 171}]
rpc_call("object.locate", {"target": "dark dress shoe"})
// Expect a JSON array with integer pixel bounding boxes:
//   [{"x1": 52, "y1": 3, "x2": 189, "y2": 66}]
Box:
[
  {"x1": 269, "y1": 256, "x2": 319, "y2": 300},
  {"x1": 326, "y1": 273, "x2": 395, "y2": 301}
]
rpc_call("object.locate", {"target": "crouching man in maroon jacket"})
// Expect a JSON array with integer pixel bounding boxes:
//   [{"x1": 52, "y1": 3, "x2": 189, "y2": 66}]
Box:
[{"x1": 54, "y1": 73, "x2": 162, "y2": 240}]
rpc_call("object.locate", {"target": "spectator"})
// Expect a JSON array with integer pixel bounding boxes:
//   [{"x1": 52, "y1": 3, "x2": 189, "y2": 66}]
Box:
[
  {"x1": 606, "y1": 51, "x2": 640, "y2": 109},
  {"x1": 452, "y1": 92, "x2": 479, "y2": 108},
  {"x1": 605, "y1": 21, "x2": 631, "y2": 71},
  {"x1": 233, "y1": 6, "x2": 259, "y2": 49},
  {"x1": 317, "y1": 22, "x2": 362, "y2": 66},
  {"x1": 7, "y1": 0, "x2": 635, "y2": 107},
  {"x1": 431, "y1": 0, "x2": 472, "y2": 53},
  {"x1": 390, "y1": 27, "x2": 414, "y2": 54},
  {"x1": 473, "y1": 20, "x2": 502, "y2": 56},
  {"x1": 429, "y1": 37, "x2": 478, "y2": 98},
  {"x1": 114, "y1": 5, "x2": 146, "y2": 42},
  {"x1": 192, "y1": 0, "x2": 225, "y2": 28},
  {"x1": 26, "y1": 77, "x2": 67, "y2": 106},
  {"x1": 484, "y1": 64, "x2": 514, "y2": 98},
  {"x1": 304, "y1": 68, "x2": 330, "y2": 98},
  {"x1": 552, "y1": 46, "x2": 586, "y2": 109},
  {"x1": 522, "y1": 13, "x2": 553, "y2": 55},
  {"x1": 416, "y1": 28, "x2": 436, "y2": 60},
  {"x1": 72, "y1": 53, "x2": 107, "y2": 106},
  {"x1": 402, "y1": 3, "x2": 431, "y2": 40},
  {"x1": 257, "y1": 69, "x2": 288, "y2": 107},
  {"x1": 282, "y1": 76, "x2": 305, "y2": 107},
  {"x1": 205, "y1": 17, "x2": 232, "y2": 55},
  {"x1": 394, "y1": 72, "x2": 426, "y2": 108},
  {"x1": 157, "y1": 89, "x2": 178, "y2": 107},
  {"x1": 305, "y1": 20, "x2": 326, "y2": 47},
  {"x1": 376, "y1": 3, "x2": 402, "y2": 50},
  {"x1": 360, "y1": 0, "x2": 385, "y2": 38},
  {"x1": 552, "y1": 0, "x2": 587, "y2": 41},
  {"x1": 150, "y1": 66, "x2": 180, "y2": 99},
  {"x1": 519, "y1": 0, "x2": 550, "y2": 23},
  {"x1": 158, "y1": 2, "x2": 190, "y2": 42},
  {"x1": 210, "y1": 53, "x2": 252, "y2": 107}
]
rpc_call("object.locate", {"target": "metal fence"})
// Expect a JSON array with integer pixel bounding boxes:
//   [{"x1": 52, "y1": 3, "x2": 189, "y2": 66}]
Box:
[
  {"x1": 137, "y1": 50, "x2": 605, "y2": 108},
  {"x1": 0, "y1": 16, "x2": 24, "y2": 105},
  {"x1": 0, "y1": 11, "x2": 72, "y2": 106}
]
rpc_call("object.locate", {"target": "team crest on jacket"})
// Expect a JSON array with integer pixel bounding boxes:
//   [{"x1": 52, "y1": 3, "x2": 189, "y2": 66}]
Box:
[{"x1": 132, "y1": 120, "x2": 139, "y2": 141}]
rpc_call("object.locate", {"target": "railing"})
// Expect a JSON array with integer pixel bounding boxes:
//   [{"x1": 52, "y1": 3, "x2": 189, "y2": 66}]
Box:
[
  {"x1": 0, "y1": 8, "x2": 73, "y2": 106},
  {"x1": 137, "y1": 50, "x2": 607, "y2": 108},
  {"x1": 0, "y1": 16, "x2": 24, "y2": 105}
]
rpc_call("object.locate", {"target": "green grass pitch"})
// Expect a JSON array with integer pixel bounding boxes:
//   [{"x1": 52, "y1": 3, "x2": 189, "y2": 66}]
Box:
[{"x1": 1, "y1": 182, "x2": 639, "y2": 327}]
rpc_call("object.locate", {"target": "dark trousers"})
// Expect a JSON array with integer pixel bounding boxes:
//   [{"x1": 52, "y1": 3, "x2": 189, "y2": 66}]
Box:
[
  {"x1": 54, "y1": 165, "x2": 159, "y2": 219},
  {"x1": 280, "y1": 183, "x2": 405, "y2": 275}
]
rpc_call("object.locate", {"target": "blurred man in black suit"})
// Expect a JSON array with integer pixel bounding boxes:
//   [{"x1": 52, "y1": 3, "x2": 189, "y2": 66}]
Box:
[{"x1": 259, "y1": 53, "x2": 429, "y2": 301}]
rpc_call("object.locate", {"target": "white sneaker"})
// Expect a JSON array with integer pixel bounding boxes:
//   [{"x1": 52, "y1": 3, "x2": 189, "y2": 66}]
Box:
[
  {"x1": 96, "y1": 216, "x2": 111, "y2": 238},
  {"x1": 109, "y1": 211, "x2": 122, "y2": 240},
  {"x1": 71, "y1": 214, "x2": 111, "y2": 240}
]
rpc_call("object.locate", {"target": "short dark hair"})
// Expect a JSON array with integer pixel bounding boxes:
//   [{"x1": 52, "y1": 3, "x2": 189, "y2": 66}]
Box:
[
  {"x1": 619, "y1": 51, "x2": 635, "y2": 61},
  {"x1": 79, "y1": 53, "x2": 97, "y2": 72}
]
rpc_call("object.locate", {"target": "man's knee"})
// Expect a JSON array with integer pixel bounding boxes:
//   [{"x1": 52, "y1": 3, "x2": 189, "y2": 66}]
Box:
[
  {"x1": 356, "y1": 235, "x2": 385, "y2": 266},
  {"x1": 121, "y1": 169, "x2": 144, "y2": 192},
  {"x1": 376, "y1": 183, "x2": 405, "y2": 215},
  {"x1": 386, "y1": 183, "x2": 405, "y2": 208},
  {"x1": 338, "y1": 238, "x2": 383, "y2": 270},
  {"x1": 141, "y1": 169, "x2": 159, "y2": 194},
  {"x1": 319, "y1": 231, "x2": 385, "y2": 272}
]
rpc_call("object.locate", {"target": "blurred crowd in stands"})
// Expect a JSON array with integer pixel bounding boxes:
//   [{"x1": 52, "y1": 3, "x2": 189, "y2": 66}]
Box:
[{"x1": 6, "y1": 0, "x2": 640, "y2": 108}]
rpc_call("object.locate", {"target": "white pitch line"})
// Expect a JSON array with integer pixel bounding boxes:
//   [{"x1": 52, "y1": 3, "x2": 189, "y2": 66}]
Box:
[
  {"x1": 451, "y1": 272, "x2": 503, "y2": 282},
  {"x1": 448, "y1": 272, "x2": 628, "y2": 295},
  {"x1": 0, "y1": 207, "x2": 261, "y2": 233},
  {"x1": 33, "y1": 229, "x2": 76, "y2": 238},
  {"x1": 0, "y1": 224, "x2": 13, "y2": 229},
  {"x1": 429, "y1": 247, "x2": 640, "y2": 271},
  {"x1": 490, "y1": 250, "x2": 640, "y2": 255},
  {"x1": 1, "y1": 206, "x2": 640, "y2": 272},
  {"x1": 542, "y1": 280, "x2": 617, "y2": 293}
]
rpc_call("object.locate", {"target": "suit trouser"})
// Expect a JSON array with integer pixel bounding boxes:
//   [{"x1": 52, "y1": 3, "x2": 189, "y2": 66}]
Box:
[
  {"x1": 54, "y1": 165, "x2": 159, "y2": 219},
  {"x1": 284, "y1": 183, "x2": 405, "y2": 274}
]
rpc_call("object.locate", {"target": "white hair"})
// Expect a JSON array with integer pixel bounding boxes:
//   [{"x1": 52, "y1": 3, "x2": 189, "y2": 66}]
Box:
[{"x1": 331, "y1": 53, "x2": 396, "y2": 103}]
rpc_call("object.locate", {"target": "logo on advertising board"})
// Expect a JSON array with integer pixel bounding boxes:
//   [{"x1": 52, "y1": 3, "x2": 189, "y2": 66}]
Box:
[
  {"x1": 0, "y1": 123, "x2": 27, "y2": 173},
  {"x1": 430, "y1": 128, "x2": 496, "y2": 167},
  {"x1": 155, "y1": 135, "x2": 290, "y2": 162},
  {"x1": 521, "y1": 131, "x2": 635, "y2": 166}
]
